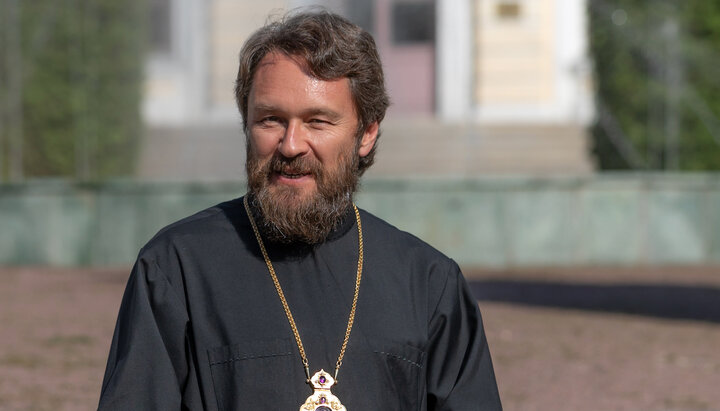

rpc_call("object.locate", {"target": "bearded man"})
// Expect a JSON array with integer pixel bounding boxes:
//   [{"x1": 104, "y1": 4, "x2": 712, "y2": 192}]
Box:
[{"x1": 99, "y1": 11, "x2": 502, "y2": 411}]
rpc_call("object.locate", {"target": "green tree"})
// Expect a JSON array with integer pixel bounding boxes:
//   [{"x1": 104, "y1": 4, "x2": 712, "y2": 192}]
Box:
[
  {"x1": 0, "y1": 0, "x2": 145, "y2": 180},
  {"x1": 589, "y1": 0, "x2": 720, "y2": 170}
]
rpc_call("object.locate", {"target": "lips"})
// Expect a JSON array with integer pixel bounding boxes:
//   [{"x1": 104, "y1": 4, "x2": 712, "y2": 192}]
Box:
[
  {"x1": 267, "y1": 156, "x2": 320, "y2": 183},
  {"x1": 276, "y1": 165, "x2": 311, "y2": 176},
  {"x1": 279, "y1": 171, "x2": 310, "y2": 179}
]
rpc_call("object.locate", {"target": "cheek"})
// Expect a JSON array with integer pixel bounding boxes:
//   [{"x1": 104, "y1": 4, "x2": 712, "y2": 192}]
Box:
[
  {"x1": 311, "y1": 130, "x2": 357, "y2": 163},
  {"x1": 249, "y1": 131, "x2": 279, "y2": 158}
]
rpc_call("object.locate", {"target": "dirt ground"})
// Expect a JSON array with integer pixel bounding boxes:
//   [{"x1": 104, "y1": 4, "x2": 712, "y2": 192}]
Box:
[{"x1": 1, "y1": 266, "x2": 719, "y2": 411}]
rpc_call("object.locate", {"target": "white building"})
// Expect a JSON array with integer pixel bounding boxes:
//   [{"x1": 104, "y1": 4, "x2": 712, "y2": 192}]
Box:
[{"x1": 139, "y1": 0, "x2": 594, "y2": 180}]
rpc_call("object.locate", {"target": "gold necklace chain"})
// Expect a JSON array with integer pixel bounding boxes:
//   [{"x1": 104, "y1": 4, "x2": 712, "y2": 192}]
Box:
[{"x1": 243, "y1": 195, "x2": 363, "y2": 383}]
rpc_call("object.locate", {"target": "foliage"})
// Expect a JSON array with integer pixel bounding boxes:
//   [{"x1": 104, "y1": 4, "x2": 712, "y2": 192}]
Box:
[
  {"x1": 589, "y1": 0, "x2": 720, "y2": 170},
  {"x1": 0, "y1": 0, "x2": 145, "y2": 180}
]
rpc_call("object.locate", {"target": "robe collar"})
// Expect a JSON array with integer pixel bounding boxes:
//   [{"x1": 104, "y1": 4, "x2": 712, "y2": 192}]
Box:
[{"x1": 241, "y1": 195, "x2": 356, "y2": 250}]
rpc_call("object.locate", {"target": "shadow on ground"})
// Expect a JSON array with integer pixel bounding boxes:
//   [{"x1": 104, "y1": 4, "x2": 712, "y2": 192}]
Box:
[{"x1": 469, "y1": 280, "x2": 720, "y2": 323}]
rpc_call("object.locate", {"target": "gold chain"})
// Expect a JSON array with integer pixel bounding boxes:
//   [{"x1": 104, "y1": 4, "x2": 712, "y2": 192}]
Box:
[{"x1": 243, "y1": 196, "x2": 363, "y2": 383}]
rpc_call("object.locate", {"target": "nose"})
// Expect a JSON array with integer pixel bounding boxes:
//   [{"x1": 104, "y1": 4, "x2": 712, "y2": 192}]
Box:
[{"x1": 277, "y1": 119, "x2": 309, "y2": 158}]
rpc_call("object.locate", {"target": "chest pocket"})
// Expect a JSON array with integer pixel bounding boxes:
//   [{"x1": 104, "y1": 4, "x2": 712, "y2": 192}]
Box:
[
  {"x1": 367, "y1": 338, "x2": 426, "y2": 411},
  {"x1": 208, "y1": 338, "x2": 299, "y2": 410}
]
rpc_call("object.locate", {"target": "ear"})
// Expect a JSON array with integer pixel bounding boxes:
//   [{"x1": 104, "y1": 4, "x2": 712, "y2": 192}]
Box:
[{"x1": 358, "y1": 122, "x2": 379, "y2": 158}]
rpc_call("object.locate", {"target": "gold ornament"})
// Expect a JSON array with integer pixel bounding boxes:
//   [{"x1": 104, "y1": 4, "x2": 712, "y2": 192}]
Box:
[{"x1": 300, "y1": 370, "x2": 346, "y2": 411}]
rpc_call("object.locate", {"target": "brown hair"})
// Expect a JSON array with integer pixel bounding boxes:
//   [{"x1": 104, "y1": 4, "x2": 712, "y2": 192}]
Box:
[{"x1": 235, "y1": 10, "x2": 389, "y2": 174}]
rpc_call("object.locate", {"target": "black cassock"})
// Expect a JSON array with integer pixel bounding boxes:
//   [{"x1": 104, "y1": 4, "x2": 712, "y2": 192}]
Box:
[{"x1": 99, "y1": 197, "x2": 502, "y2": 410}]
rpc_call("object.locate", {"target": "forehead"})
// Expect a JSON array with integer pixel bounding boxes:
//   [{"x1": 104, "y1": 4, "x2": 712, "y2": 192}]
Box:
[{"x1": 248, "y1": 52, "x2": 355, "y2": 115}]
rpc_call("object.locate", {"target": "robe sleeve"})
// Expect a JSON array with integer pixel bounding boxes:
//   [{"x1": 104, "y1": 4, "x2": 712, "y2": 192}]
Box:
[
  {"x1": 425, "y1": 262, "x2": 503, "y2": 410},
  {"x1": 98, "y1": 256, "x2": 201, "y2": 410}
]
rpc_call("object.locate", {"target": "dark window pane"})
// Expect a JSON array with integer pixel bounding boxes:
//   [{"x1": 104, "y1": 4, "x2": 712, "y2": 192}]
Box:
[
  {"x1": 392, "y1": 1, "x2": 435, "y2": 45},
  {"x1": 346, "y1": 0, "x2": 375, "y2": 34},
  {"x1": 150, "y1": 0, "x2": 171, "y2": 54},
  {"x1": 497, "y1": 1, "x2": 522, "y2": 19}
]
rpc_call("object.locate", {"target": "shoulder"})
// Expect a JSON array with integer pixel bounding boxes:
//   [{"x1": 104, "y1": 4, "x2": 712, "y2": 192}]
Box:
[
  {"x1": 358, "y1": 207, "x2": 458, "y2": 272},
  {"x1": 357, "y1": 208, "x2": 466, "y2": 322},
  {"x1": 138, "y1": 196, "x2": 246, "y2": 259}
]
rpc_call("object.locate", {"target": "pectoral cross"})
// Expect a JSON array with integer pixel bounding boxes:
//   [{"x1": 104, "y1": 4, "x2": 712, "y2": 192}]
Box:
[{"x1": 299, "y1": 370, "x2": 346, "y2": 411}]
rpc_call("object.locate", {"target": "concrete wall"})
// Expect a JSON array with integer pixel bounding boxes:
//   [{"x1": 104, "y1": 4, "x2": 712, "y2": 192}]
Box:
[{"x1": 2, "y1": 174, "x2": 720, "y2": 267}]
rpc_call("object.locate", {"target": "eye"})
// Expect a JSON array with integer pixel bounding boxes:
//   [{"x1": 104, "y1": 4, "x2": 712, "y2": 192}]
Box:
[
  {"x1": 258, "y1": 116, "x2": 282, "y2": 126},
  {"x1": 308, "y1": 118, "x2": 331, "y2": 127}
]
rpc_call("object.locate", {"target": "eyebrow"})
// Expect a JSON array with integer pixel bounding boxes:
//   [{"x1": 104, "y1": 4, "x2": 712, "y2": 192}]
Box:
[
  {"x1": 251, "y1": 104, "x2": 343, "y2": 121},
  {"x1": 304, "y1": 108, "x2": 343, "y2": 121}
]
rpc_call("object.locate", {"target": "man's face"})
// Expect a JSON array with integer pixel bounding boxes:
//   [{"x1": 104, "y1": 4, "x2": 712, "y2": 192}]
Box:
[{"x1": 245, "y1": 52, "x2": 377, "y2": 243}]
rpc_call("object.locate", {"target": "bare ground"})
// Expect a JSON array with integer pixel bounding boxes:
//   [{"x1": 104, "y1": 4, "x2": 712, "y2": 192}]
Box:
[{"x1": 1, "y1": 266, "x2": 719, "y2": 411}]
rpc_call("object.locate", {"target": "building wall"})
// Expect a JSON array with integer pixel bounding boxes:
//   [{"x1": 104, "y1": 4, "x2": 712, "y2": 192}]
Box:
[
  {"x1": 470, "y1": 0, "x2": 593, "y2": 124},
  {"x1": 137, "y1": 0, "x2": 595, "y2": 177},
  {"x1": 143, "y1": 0, "x2": 288, "y2": 126},
  {"x1": 475, "y1": 0, "x2": 556, "y2": 105},
  {"x1": 143, "y1": 0, "x2": 208, "y2": 125},
  {"x1": 142, "y1": 0, "x2": 593, "y2": 125},
  {"x1": 209, "y1": 0, "x2": 286, "y2": 109}
]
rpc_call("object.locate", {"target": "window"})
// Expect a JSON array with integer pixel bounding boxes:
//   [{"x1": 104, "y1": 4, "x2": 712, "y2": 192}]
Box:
[
  {"x1": 496, "y1": 1, "x2": 522, "y2": 20},
  {"x1": 392, "y1": 1, "x2": 435, "y2": 44},
  {"x1": 346, "y1": 0, "x2": 375, "y2": 34},
  {"x1": 149, "y1": 0, "x2": 172, "y2": 54}
]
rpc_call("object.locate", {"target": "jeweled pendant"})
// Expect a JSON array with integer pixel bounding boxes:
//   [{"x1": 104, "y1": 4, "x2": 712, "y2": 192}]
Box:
[{"x1": 300, "y1": 370, "x2": 346, "y2": 411}]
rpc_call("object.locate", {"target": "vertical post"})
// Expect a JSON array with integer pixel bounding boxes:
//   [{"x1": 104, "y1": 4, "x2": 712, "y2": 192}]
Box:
[
  {"x1": 437, "y1": 0, "x2": 473, "y2": 121},
  {"x1": 6, "y1": 0, "x2": 24, "y2": 181},
  {"x1": 663, "y1": 17, "x2": 681, "y2": 171},
  {"x1": 72, "y1": 0, "x2": 90, "y2": 181},
  {"x1": 0, "y1": 0, "x2": 6, "y2": 181},
  {"x1": 646, "y1": 9, "x2": 660, "y2": 170}
]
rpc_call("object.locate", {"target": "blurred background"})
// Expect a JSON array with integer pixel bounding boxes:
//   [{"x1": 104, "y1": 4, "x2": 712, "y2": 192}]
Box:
[{"x1": 1, "y1": 0, "x2": 719, "y2": 410}]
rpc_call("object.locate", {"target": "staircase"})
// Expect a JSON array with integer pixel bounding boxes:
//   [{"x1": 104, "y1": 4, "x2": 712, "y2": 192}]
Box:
[
  {"x1": 136, "y1": 119, "x2": 594, "y2": 181},
  {"x1": 368, "y1": 118, "x2": 594, "y2": 177}
]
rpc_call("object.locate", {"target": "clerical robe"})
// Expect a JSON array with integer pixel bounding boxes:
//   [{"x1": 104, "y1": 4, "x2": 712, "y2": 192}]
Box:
[{"x1": 99, "y1": 197, "x2": 502, "y2": 410}]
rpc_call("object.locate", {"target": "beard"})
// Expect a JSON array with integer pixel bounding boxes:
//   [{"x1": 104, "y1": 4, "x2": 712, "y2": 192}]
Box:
[{"x1": 245, "y1": 142, "x2": 361, "y2": 245}]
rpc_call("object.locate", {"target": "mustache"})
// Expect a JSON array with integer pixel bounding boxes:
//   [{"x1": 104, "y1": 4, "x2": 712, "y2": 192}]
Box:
[{"x1": 268, "y1": 155, "x2": 323, "y2": 176}]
